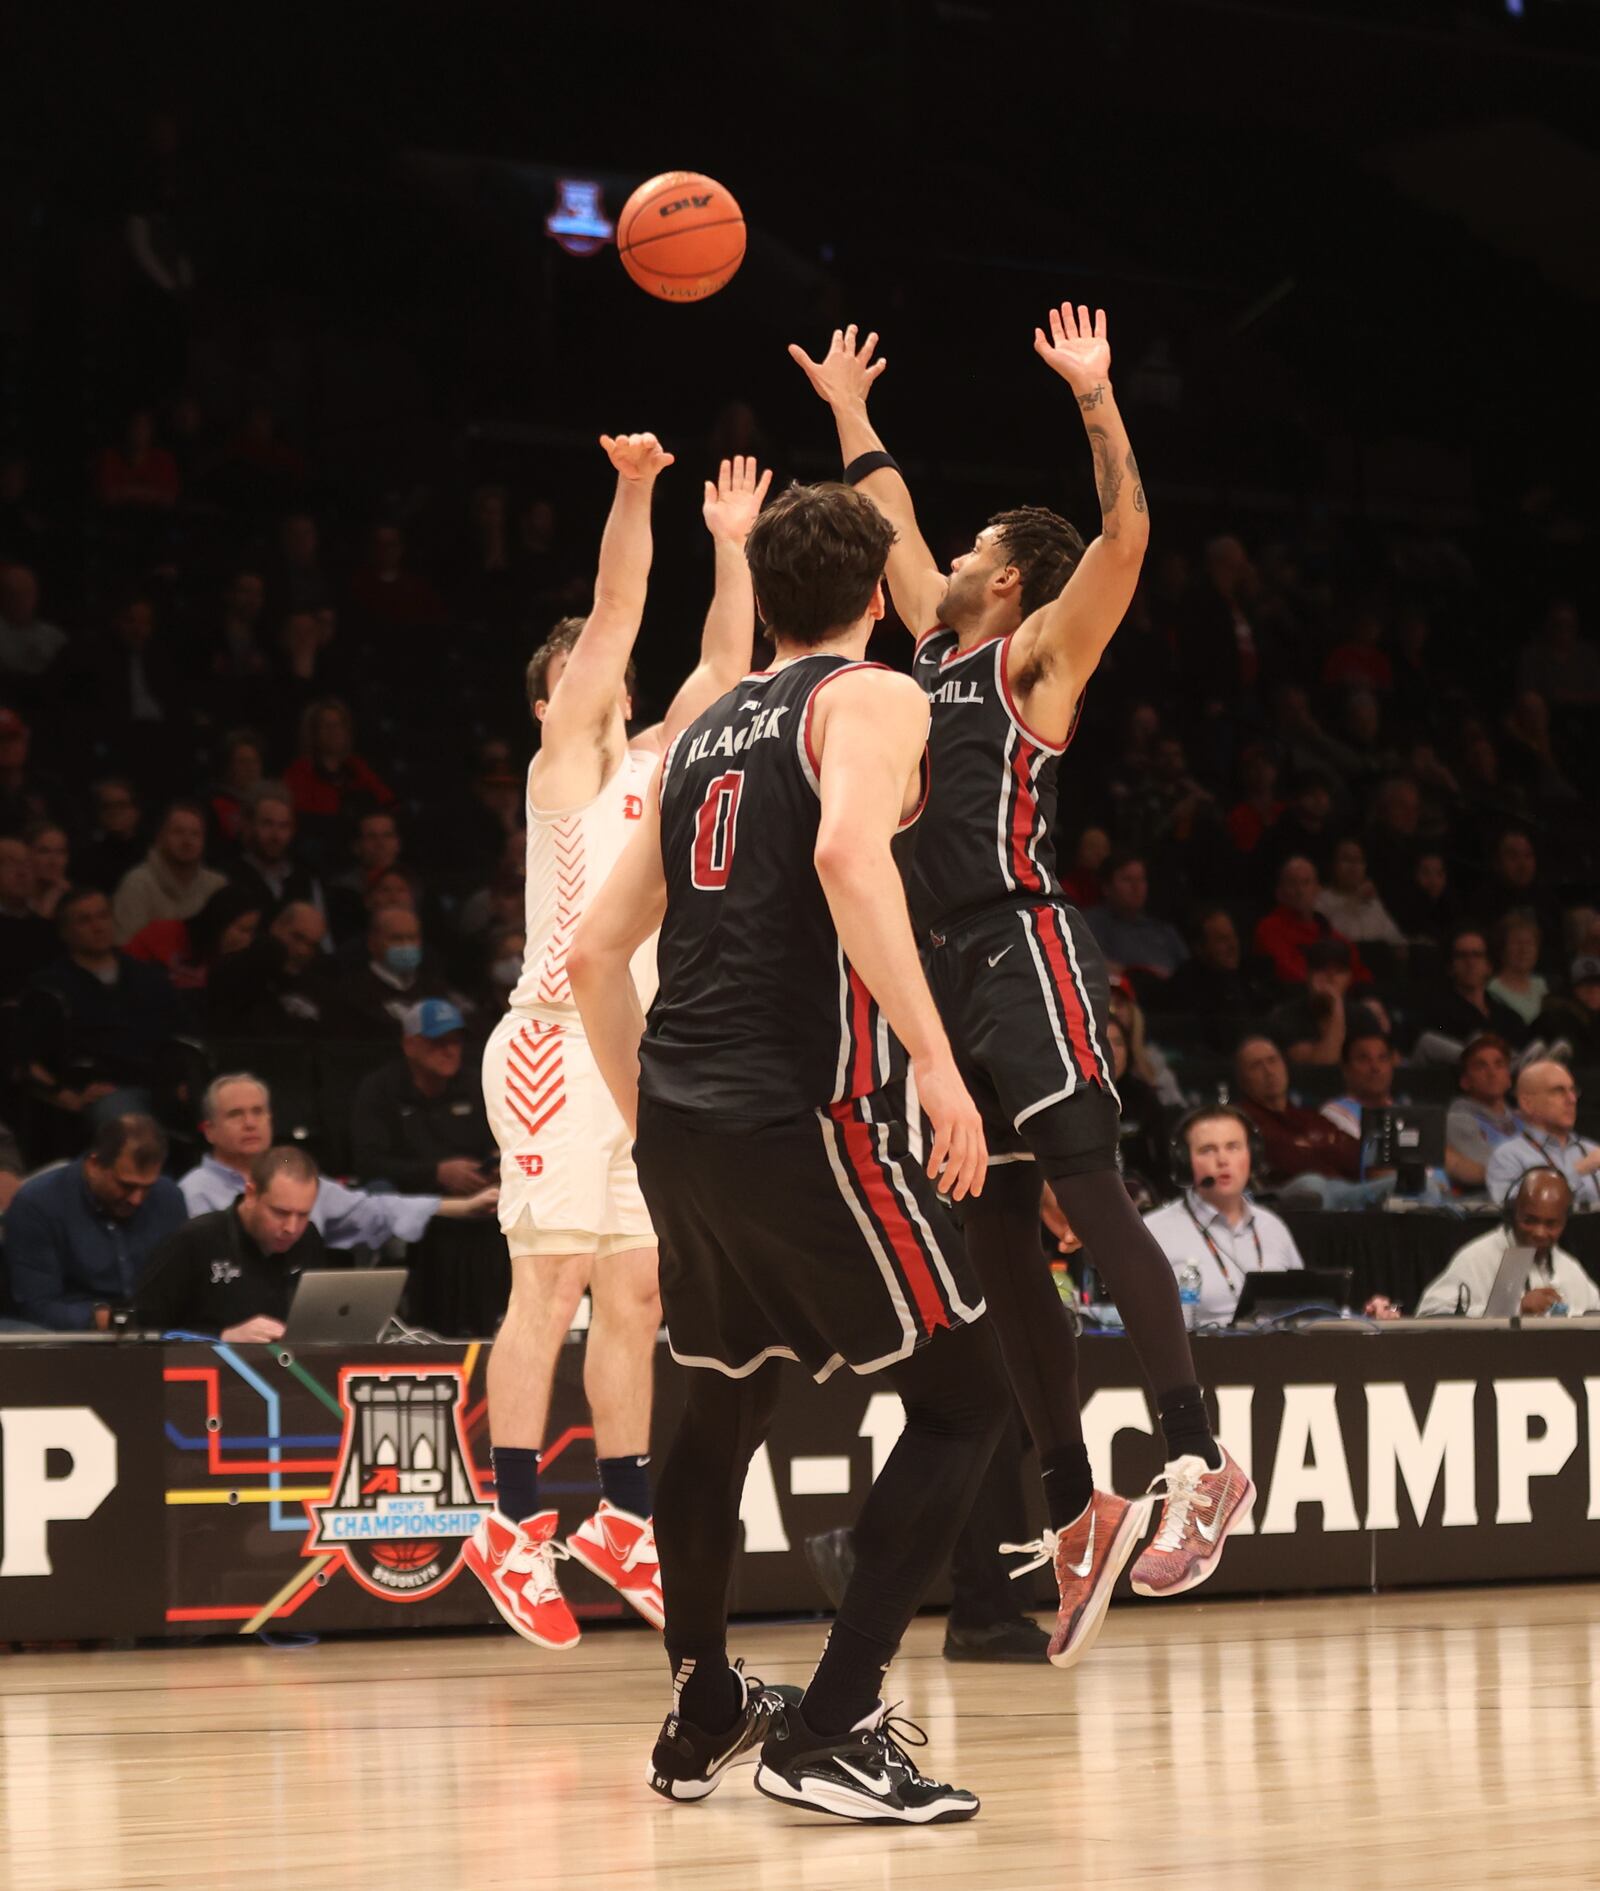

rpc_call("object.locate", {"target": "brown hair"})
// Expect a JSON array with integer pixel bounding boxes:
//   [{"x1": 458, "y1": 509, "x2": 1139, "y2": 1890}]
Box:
[
  {"x1": 526, "y1": 617, "x2": 638, "y2": 711},
  {"x1": 248, "y1": 1145, "x2": 320, "y2": 1191},
  {"x1": 987, "y1": 506, "x2": 1085, "y2": 617},
  {"x1": 745, "y1": 481, "x2": 895, "y2": 646}
]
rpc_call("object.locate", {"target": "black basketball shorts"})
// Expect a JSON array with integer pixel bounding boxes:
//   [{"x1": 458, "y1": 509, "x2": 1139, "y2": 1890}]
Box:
[
  {"x1": 923, "y1": 900, "x2": 1122, "y2": 1177},
  {"x1": 634, "y1": 1088, "x2": 985, "y2": 1382}
]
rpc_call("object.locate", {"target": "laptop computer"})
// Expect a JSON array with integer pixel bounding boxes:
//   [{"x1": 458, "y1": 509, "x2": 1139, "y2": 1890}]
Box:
[
  {"x1": 1232, "y1": 1267, "x2": 1354, "y2": 1326},
  {"x1": 1484, "y1": 1244, "x2": 1541, "y2": 1319},
  {"x1": 283, "y1": 1268, "x2": 408, "y2": 1343}
]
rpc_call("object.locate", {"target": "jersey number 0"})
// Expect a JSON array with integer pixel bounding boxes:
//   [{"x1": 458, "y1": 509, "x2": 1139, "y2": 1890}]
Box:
[{"x1": 691, "y1": 770, "x2": 743, "y2": 890}]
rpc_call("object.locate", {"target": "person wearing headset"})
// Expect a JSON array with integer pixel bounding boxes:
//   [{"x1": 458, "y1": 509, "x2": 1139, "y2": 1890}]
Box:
[
  {"x1": 1140, "y1": 1108, "x2": 1304, "y2": 1325},
  {"x1": 1415, "y1": 1167, "x2": 1599, "y2": 1317}
]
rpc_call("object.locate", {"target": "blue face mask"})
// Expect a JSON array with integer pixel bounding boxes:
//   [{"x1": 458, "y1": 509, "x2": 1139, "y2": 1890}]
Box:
[{"x1": 384, "y1": 943, "x2": 423, "y2": 976}]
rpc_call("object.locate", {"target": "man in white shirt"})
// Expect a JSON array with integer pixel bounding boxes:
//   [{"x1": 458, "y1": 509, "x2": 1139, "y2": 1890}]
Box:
[
  {"x1": 1484, "y1": 1059, "x2": 1600, "y2": 1208},
  {"x1": 1416, "y1": 1168, "x2": 1599, "y2": 1317},
  {"x1": 179, "y1": 1072, "x2": 496, "y2": 1247},
  {"x1": 1142, "y1": 1108, "x2": 1304, "y2": 1325}
]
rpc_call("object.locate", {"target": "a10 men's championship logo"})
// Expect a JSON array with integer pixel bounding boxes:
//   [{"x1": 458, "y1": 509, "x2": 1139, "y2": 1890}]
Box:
[{"x1": 305, "y1": 1366, "x2": 489, "y2": 1601}]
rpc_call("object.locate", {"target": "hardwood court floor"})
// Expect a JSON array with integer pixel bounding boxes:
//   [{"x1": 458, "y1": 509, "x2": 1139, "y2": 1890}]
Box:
[{"x1": 4, "y1": 1585, "x2": 1598, "y2": 1891}]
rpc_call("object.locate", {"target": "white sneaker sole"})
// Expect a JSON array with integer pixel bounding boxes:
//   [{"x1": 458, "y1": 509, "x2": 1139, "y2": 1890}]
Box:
[
  {"x1": 462, "y1": 1545, "x2": 581, "y2": 1650},
  {"x1": 1049, "y1": 1498, "x2": 1152, "y2": 1670},
  {"x1": 1130, "y1": 1478, "x2": 1257, "y2": 1598},
  {"x1": 644, "y1": 1734, "x2": 760, "y2": 1802},
  {"x1": 754, "y1": 1763, "x2": 978, "y2": 1824},
  {"x1": 566, "y1": 1535, "x2": 666, "y2": 1630}
]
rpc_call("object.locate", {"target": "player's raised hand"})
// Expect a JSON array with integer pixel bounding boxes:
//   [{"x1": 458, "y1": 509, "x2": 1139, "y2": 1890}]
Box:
[
  {"x1": 787, "y1": 323, "x2": 887, "y2": 410},
  {"x1": 1032, "y1": 302, "x2": 1112, "y2": 400},
  {"x1": 601, "y1": 431, "x2": 676, "y2": 481},
  {"x1": 702, "y1": 455, "x2": 773, "y2": 543},
  {"x1": 915, "y1": 1056, "x2": 989, "y2": 1203}
]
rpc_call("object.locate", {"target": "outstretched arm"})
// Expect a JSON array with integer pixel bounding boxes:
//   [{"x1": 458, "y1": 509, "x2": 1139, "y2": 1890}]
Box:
[
  {"x1": 568, "y1": 793, "x2": 668, "y2": 1136},
  {"x1": 538, "y1": 432, "x2": 674, "y2": 765},
  {"x1": 789, "y1": 326, "x2": 949, "y2": 636},
  {"x1": 1011, "y1": 303, "x2": 1150, "y2": 728},
  {"x1": 649, "y1": 456, "x2": 773, "y2": 751}
]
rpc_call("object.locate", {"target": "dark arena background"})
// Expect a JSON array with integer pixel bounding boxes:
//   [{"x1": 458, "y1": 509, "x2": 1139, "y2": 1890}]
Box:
[{"x1": 1, "y1": 4, "x2": 1599, "y2": 1888}]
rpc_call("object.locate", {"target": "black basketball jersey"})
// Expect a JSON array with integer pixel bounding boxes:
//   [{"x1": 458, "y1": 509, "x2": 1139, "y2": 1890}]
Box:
[
  {"x1": 908, "y1": 627, "x2": 1083, "y2": 932},
  {"x1": 641, "y1": 654, "x2": 920, "y2": 1119}
]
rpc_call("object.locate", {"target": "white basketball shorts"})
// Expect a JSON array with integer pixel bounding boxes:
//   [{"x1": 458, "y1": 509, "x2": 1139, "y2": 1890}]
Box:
[{"x1": 482, "y1": 1010, "x2": 656, "y2": 1258}]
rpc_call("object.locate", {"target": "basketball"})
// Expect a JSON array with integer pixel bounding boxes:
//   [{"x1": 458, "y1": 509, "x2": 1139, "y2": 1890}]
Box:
[
  {"x1": 372, "y1": 1539, "x2": 440, "y2": 1570},
  {"x1": 617, "y1": 170, "x2": 744, "y2": 302}
]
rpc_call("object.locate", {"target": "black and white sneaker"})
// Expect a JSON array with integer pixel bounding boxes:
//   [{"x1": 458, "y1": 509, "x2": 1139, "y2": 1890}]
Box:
[
  {"x1": 646, "y1": 1663, "x2": 802, "y2": 1802},
  {"x1": 755, "y1": 1700, "x2": 979, "y2": 1824}
]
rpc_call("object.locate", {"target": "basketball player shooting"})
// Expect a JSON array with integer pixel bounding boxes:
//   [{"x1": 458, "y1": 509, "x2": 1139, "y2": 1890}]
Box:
[
  {"x1": 570, "y1": 480, "x2": 1008, "y2": 1823},
  {"x1": 790, "y1": 306, "x2": 1254, "y2": 1666},
  {"x1": 468, "y1": 435, "x2": 771, "y2": 1650}
]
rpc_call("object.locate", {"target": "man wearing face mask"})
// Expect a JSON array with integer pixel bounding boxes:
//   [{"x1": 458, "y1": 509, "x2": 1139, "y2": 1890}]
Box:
[
  {"x1": 331, "y1": 903, "x2": 456, "y2": 1039},
  {"x1": 350, "y1": 1001, "x2": 494, "y2": 1197}
]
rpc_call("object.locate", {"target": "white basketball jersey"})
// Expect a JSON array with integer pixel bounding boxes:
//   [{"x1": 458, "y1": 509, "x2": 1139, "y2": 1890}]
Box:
[{"x1": 511, "y1": 747, "x2": 660, "y2": 1021}]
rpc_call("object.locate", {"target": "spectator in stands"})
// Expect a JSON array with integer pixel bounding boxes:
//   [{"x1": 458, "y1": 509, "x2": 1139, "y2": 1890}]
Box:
[
  {"x1": 1116, "y1": 733, "x2": 1222, "y2": 865},
  {"x1": 112, "y1": 799, "x2": 227, "y2": 942},
  {"x1": 271, "y1": 511, "x2": 332, "y2": 615},
  {"x1": 1363, "y1": 774, "x2": 1423, "y2": 907},
  {"x1": 138, "y1": 1145, "x2": 325, "y2": 1342},
  {"x1": 1225, "y1": 745, "x2": 1283, "y2": 856},
  {"x1": 1320, "y1": 1028, "x2": 1399, "y2": 1139},
  {"x1": 1533, "y1": 957, "x2": 1600, "y2": 1065},
  {"x1": 1321, "y1": 608, "x2": 1391, "y2": 693},
  {"x1": 85, "y1": 592, "x2": 189, "y2": 754},
  {"x1": 180, "y1": 1072, "x2": 494, "y2": 1247},
  {"x1": 331, "y1": 905, "x2": 450, "y2": 1038},
  {"x1": 123, "y1": 883, "x2": 264, "y2": 1019},
  {"x1": 25, "y1": 820, "x2": 69, "y2": 921},
  {"x1": 272, "y1": 607, "x2": 347, "y2": 728},
  {"x1": 1315, "y1": 837, "x2": 1406, "y2": 947},
  {"x1": 208, "y1": 570, "x2": 271, "y2": 685},
  {"x1": 0, "y1": 834, "x2": 54, "y2": 997},
  {"x1": 346, "y1": 523, "x2": 446, "y2": 636},
  {"x1": 76, "y1": 778, "x2": 147, "y2": 893},
  {"x1": 1516, "y1": 600, "x2": 1600, "y2": 708},
  {"x1": 1143, "y1": 1108, "x2": 1304, "y2": 1325},
  {"x1": 480, "y1": 923, "x2": 526, "y2": 1009},
  {"x1": 1232, "y1": 1035, "x2": 1360, "y2": 1187},
  {"x1": 1257, "y1": 767, "x2": 1336, "y2": 882},
  {"x1": 23, "y1": 888, "x2": 180, "y2": 1117},
  {"x1": 231, "y1": 781, "x2": 327, "y2": 925},
  {"x1": 1101, "y1": 1014, "x2": 1166, "y2": 1203},
  {"x1": 1267, "y1": 940, "x2": 1384, "y2": 1066},
  {"x1": 1390, "y1": 849, "x2": 1463, "y2": 947},
  {"x1": 1107, "y1": 978, "x2": 1183, "y2": 1107},
  {"x1": 1153, "y1": 905, "x2": 1271, "y2": 1033},
  {"x1": 1486, "y1": 1060, "x2": 1600, "y2": 1208},
  {"x1": 1085, "y1": 853, "x2": 1188, "y2": 978},
  {"x1": 0, "y1": 564, "x2": 67, "y2": 683},
  {"x1": 327, "y1": 808, "x2": 406, "y2": 938},
  {"x1": 1414, "y1": 925, "x2": 1528, "y2": 1049},
  {"x1": 1445, "y1": 1034, "x2": 1519, "y2": 1191},
  {"x1": 1416, "y1": 1168, "x2": 1597, "y2": 1317},
  {"x1": 4, "y1": 1114, "x2": 186, "y2": 1329},
  {"x1": 1059, "y1": 826, "x2": 1111, "y2": 909},
  {"x1": 458, "y1": 840, "x2": 525, "y2": 944},
  {"x1": 93, "y1": 408, "x2": 180, "y2": 510},
  {"x1": 1487, "y1": 909, "x2": 1548, "y2": 1029},
  {"x1": 282, "y1": 696, "x2": 394, "y2": 826},
  {"x1": 1254, "y1": 855, "x2": 1366, "y2": 985},
  {"x1": 0, "y1": 1119, "x2": 23, "y2": 1214},
  {"x1": 1179, "y1": 533, "x2": 1262, "y2": 705},
  {"x1": 205, "y1": 731, "x2": 265, "y2": 846},
  {"x1": 206, "y1": 900, "x2": 331, "y2": 1036},
  {"x1": 1501, "y1": 690, "x2": 1578, "y2": 804},
  {"x1": 350, "y1": 1000, "x2": 494, "y2": 1197},
  {"x1": 0, "y1": 707, "x2": 56, "y2": 836},
  {"x1": 1475, "y1": 827, "x2": 1563, "y2": 952}
]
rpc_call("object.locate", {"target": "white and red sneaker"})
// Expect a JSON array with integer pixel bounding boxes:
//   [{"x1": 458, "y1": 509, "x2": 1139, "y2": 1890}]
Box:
[
  {"x1": 566, "y1": 1501, "x2": 665, "y2": 1629},
  {"x1": 1130, "y1": 1448, "x2": 1255, "y2": 1598},
  {"x1": 463, "y1": 1509, "x2": 580, "y2": 1649},
  {"x1": 1002, "y1": 1488, "x2": 1149, "y2": 1670}
]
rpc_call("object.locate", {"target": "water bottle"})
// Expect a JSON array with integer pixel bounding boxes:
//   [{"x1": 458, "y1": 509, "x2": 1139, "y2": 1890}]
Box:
[{"x1": 1178, "y1": 1263, "x2": 1203, "y2": 1332}]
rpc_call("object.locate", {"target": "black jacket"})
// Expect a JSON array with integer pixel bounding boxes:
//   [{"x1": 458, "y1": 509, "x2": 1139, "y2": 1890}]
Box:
[
  {"x1": 137, "y1": 1203, "x2": 327, "y2": 1335},
  {"x1": 350, "y1": 1058, "x2": 492, "y2": 1192}
]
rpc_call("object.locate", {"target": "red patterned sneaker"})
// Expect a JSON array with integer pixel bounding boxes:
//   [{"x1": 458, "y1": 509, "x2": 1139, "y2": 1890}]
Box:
[
  {"x1": 463, "y1": 1510, "x2": 580, "y2": 1649},
  {"x1": 1002, "y1": 1489, "x2": 1149, "y2": 1670},
  {"x1": 1130, "y1": 1449, "x2": 1255, "y2": 1598},
  {"x1": 566, "y1": 1501, "x2": 665, "y2": 1630}
]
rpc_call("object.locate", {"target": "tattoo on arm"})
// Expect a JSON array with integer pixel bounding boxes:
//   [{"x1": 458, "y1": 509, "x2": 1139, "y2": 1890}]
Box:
[
  {"x1": 1077, "y1": 383, "x2": 1106, "y2": 411},
  {"x1": 1087, "y1": 425, "x2": 1123, "y2": 539},
  {"x1": 1128, "y1": 448, "x2": 1147, "y2": 515}
]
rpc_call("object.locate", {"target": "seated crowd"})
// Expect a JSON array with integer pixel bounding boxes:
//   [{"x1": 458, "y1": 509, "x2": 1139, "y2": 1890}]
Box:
[{"x1": 2, "y1": 399, "x2": 1599, "y2": 1335}]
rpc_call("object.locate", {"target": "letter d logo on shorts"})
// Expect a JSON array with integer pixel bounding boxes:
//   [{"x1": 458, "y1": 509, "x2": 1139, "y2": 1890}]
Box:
[
  {"x1": 623, "y1": 794, "x2": 644, "y2": 820},
  {"x1": 305, "y1": 1367, "x2": 489, "y2": 1602},
  {"x1": 514, "y1": 1154, "x2": 544, "y2": 1178}
]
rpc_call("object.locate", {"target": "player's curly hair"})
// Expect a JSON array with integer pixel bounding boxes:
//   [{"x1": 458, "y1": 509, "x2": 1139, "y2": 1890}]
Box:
[
  {"x1": 987, "y1": 506, "x2": 1085, "y2": 618},
  {"x1": 525, "y1": 616, "x2": 637, "y2": 710}
]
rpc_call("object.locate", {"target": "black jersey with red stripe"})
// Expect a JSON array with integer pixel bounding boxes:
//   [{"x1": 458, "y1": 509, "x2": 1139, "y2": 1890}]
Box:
[
  {"x1": 641, "y1": 653, "x2": 920, "y2": 1120},
  {"x1": 908, "y1": 627, "x2": 1082, "y2": 933}
]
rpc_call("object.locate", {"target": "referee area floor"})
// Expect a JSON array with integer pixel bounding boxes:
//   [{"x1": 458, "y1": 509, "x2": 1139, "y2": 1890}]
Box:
[{"x1": 3, "y1": 1584, "x2": 1596, "y2": 1891}]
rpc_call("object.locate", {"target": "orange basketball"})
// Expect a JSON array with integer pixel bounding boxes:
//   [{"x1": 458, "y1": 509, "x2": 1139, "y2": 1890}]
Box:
[{"x1": 617, "y1": 170, "x2": 745, "y2": 303}]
